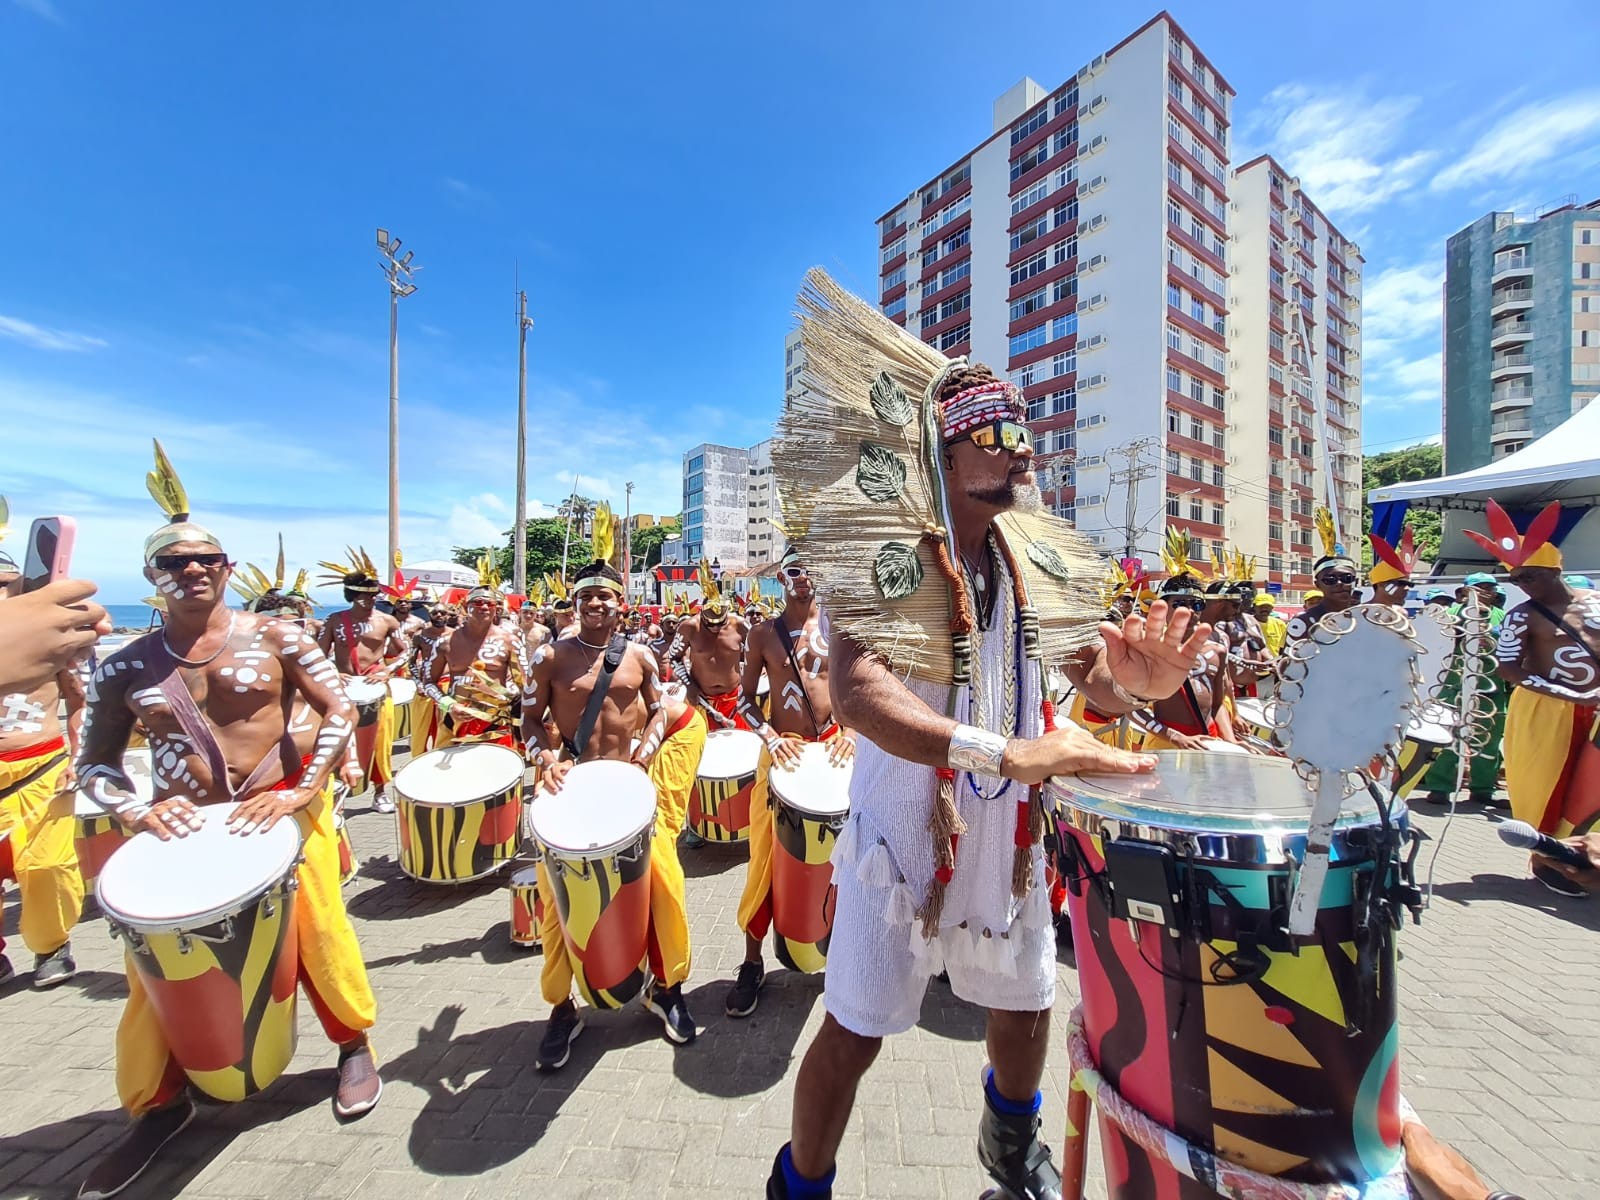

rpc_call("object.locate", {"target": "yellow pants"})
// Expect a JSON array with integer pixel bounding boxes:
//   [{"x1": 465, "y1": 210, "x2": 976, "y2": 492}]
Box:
[
  {"x1": 409, "y1": 694, "x2": 439, "y2": 754},
  {"x1": 537, "y1": 710, "x2": 705, "y2": 1005},
  {"x1": 0, "y1": 743, "x2": 83, "y2": 957},
  {"x1": 1067, "y1": 693, "x2": 1145, "y2": 750},
  {"x1": 351, "y1": 697, "x2": 395, "y2": 791},
  {"x1": 1505, "y1": 687, "x2": 1600, "y2": 836},
  {"x1": 115, "y1": 786, "x2": 377, "y2": 1115}
]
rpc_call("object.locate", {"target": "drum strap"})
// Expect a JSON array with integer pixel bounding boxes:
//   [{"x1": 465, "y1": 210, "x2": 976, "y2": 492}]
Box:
[
  {"x1": 772, "y1": 614, "x2": 825, "y2": 738},
  {"x1": 567, "y1": 633, "x2": 628, "y2": 760},
  {"x1": 149, "y1": 639, "x2": 298, "y2": 802}
]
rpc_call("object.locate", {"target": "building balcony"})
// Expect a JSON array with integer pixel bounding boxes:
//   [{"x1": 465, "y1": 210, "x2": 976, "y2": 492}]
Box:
[
  {"x1": 1490, "y1": 319, "x2": 1532, "y2": 348},
  {"x1": 1490, "y1": 286, "x2": 1534, "y2": 315},
  {"x1": 1491, "y1": 256, "x2": 1533, "y2": 284},
  {"x1": 1490, "y1": 353, "x2": 1533, "y2": 380},
  {"x1": 1491, "y1": 415, "x2": 1533, "y2": 444},
  {"x1": 1490, "y1": 387, "x2": 1534, "y2": 412}
]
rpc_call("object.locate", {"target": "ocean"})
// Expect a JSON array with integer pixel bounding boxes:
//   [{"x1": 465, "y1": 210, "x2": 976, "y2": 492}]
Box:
[{"x1": 104, "y1": 603, "x2": 340, "y2": 631}]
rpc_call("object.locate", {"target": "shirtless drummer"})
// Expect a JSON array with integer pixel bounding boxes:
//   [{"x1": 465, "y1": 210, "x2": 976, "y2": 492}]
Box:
[
  {"x1": 316, "y1": 551, "x2": 405, "y2": 812},
  {"x1": 667, "y1": 561, "x2": 751, "y2": 730},
  {"x1": 418, "y1": 574, "x2": 524, "y2": 747},
  {"x1": 75, "y1": 444, "x2": 379, "y2": 1199},
  {"x1": 522, "y1": 557, "x2": 706, "y2": 1066},
  {"x1": 724, "y1": 544, "x2": 854, "y2": 1016}
]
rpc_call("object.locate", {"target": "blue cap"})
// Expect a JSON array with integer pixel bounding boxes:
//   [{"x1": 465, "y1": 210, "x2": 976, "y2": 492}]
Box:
[
  {"x1": 1464, "y1": 572, "x2": 1497, "y2": 586},
  {"x1": 1426, "y1": 588, "x2": 1453, "y2": 601},
  {"x1": 1565, "y1": 574, "x2": 1594, "y2": 589}
]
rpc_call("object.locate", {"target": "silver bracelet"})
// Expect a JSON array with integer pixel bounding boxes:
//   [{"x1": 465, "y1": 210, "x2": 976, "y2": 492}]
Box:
[
  {"x1": 1108, "y1": 677, "x2": 1158, "y2": 707},
  {"x1": 948, "y1": 724, "x2": 1008, "y2": 778}
]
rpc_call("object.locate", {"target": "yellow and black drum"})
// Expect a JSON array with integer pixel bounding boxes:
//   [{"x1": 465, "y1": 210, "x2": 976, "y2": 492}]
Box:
[
  {"x1": 75, "y1": 747, "x2": 151, "y2": 889},
  {"x1": 508, "y1": 863, "x2": 543, "y2": 949},
  {"x1": 96, "y1": 807, "x2": 303, "y2": 1102},
  {"x1": 528, "y1": 760, "x2": 655, "y2": 1009},
  {"x1": 770, "y1": 743, "x2": 852, "y2": 974},
  {"x1": 688, "y1": 728, "x2": 761, "y2": 842},
  {"x1": 1392, "y1": 702, "x2": 1455, "y2": 801},
  {"x1": 389, "y1": 677, "x2": 417, "y2": 745},
  {"x1": 393, "y1": 744, "x2": 523, "y2": 883}
]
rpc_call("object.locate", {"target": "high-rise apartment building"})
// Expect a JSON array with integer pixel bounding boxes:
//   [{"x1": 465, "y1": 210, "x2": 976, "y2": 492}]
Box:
[
  {"x1": 1231, "y1": 157, "x2": 1363, "y2": 592},
  {"x1": 1443, "y1": 199, "x2": 1600, "y2": 472},
  {"x1": 680, "y1": 438, "x2": 785, "y2": 569},
  {"x1": 872, "y1": 13, "x2": 1361, "y2": 598}
]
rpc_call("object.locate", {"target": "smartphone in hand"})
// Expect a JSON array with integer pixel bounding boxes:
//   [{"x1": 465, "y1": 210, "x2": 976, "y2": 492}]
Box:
[{"x1": 22, "y1": 517, "x2": 76, "y2": 593}]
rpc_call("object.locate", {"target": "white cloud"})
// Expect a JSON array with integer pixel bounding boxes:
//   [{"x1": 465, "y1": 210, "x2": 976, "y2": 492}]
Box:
[
  {"x1": 0, "y1": 315, "x2": 106, "y2": 352},
  {"x1": 12, "y1": 0, "x2": 62, "y2": 22},
  {"x1": 1432, "y1": 91, "x2": 1600, "y2": 191},
  {"x1": 1246, "y1": 83, "x2": 1433, "y2": 217},
  {"x1": 473, "y1": 492, "x2": 508, "y2": 515}
]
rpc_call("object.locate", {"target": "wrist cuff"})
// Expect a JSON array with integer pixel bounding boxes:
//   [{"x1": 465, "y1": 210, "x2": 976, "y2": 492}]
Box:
[{"x1": 948, "y1": 724, "x2": 1007, "y2": 778}]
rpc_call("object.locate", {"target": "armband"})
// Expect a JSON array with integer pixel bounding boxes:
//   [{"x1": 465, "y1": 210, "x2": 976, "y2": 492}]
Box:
[{"x1": 947, "y1": 724, "x2": 1008, "y2": 778}]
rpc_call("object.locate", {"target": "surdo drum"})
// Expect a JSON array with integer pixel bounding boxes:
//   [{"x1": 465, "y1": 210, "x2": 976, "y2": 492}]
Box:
[
  {"x1": 769, "y1": 743, "x2": 852, "y2": 974},
  {"x1": 392, "y1": 744, "x2": 523, "y2": 883},
  {"x1": 528, "y1": 761, "x2": 656, "y2": 1009},
  {"x1": 688, "y1": 728, "x2": 762, "y2": 843},
  {"x1": 1390, "y1": 701, "x2": 1455, "y2": 801},
  {"x1": 96, "y1": 808, "x2": 303, "y2": 1102},
  {"x1": 508, "y1": 864, "x2": 544, "y2": 949},
  {"x1": 388, "y1": 677, "x2": 417, "y2": 743},
  {"x1": 1051, "y1": 752, "x2": 1411, "y2": 1194}
]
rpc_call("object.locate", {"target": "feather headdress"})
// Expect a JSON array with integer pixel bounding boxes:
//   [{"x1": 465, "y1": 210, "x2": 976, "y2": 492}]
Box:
[
  {"x1": 697, "y1": 558, "x2": 730, "y2": 621},
  {"x1": 467, "y1": 553, "x2": 504, "y2": 602},
  {"x1": 381, "y1": 569, "x2": 422, "y2": 602},
  {"x1": 1368, "y1": 526, "x2": 1419, "y2": 585},
  {"x1": 1099, "y1": 557, "x2": 1132, "y2": 610},
  {"x1": 772, "y1": 268, "x2": 1101, "y2": 683},
  {"x1": 317, "y1": 546, "x2": 381, "y2": 592},
  {"x1": 0, "y1": 495, "x2": 13, "y2": 571},
  {"x1": 591, "y1": 502, "x2": 616, "y2": 570},
  {"x1": 1159, "y1": 527, "x2": 1206, "y2": 596},
  {"x1": 144, "y1": 440, "x2": 223, "y2": 562},
  {"x1": 545, "y1": 572, "x2": 573, "y2": 610},
  {"x1": 1312, "y1": 506, "x2": 1355, "y2": 575},
  {"x1": 1463, "y1": 499, "x2": 1563, "y2": 570},
  {"x1": 230, "y1": 534, "x2": 310, "y2": 612}
]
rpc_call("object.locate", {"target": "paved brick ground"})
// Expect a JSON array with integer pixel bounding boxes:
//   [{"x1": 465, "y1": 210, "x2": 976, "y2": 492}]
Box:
[{"x1": 3, "y1": 771, "x2": 1598, "y2": 1199}]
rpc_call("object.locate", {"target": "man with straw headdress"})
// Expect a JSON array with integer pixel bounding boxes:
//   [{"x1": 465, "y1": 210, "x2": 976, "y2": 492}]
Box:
[
  {"x1": 315, "y1": 548, "x2": 405, "y2": 811},
  {"x1": 766, "y1": 271, "x2": 1213, "y2": 1200},
  {"x1": 417, "y1": 555, "x2": 524, "y2": 748},
  {"x1": 1468, "y1": 500, "x2": 1600, "y2": 895},
  {"x1": 75, "y1": 442, "x2": 380, "y2": 1199},
  {"x1": 0, "y1": 495, "x2": 87, "y2": 990},
  {"x1": 521, "y1": 505, "x2": 706, "y2": 1061},
  {"x1": 667, "y1": 559, "x2": 754, "y2": 729}
]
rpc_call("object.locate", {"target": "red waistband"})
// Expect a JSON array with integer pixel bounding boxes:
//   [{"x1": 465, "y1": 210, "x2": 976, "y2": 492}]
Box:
[
  {"x1": 663, "y1": 706, "x2": 698, "y2": 740},
  {"x1": 1164, "y1": 717, "x2": 1220, "y2": 738},
  {"x1": 0, "y1": 735, "x2": 66, "y2": 763},
  {"x1": 809, "y1": 722, "x2": 841, "y2": 742},
  {"x1": 270, "y1": 753, "x2": 316, "y2": 791}
]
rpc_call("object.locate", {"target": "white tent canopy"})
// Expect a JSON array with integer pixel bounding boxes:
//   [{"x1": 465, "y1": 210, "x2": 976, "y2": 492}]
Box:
[
  {"x1": 1368, "y1": 398, "x2": 1599, "y2": 571},
  {"x1": 404, "y1": 559, "x2": 479, "y2": 588}
]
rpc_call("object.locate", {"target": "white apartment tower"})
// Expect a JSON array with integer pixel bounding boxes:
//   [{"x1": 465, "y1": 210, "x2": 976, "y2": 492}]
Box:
[
  {"x1": 1230, "y1": 157, "x2": 1364, "y2": 597},
  {"x1": 874, "y1": 14, "x2": 1361, "y2": 593}
]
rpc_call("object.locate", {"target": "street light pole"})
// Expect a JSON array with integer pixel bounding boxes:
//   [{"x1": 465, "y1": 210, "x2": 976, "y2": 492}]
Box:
[
  {"x1": 624, "y1": 481, "x2": 634, "y2": 603},
  {"x1": 377, "y1": 229, "x2": 419, "y2": 576},
  {"x1": 514, "y1": 288, "x2": 533, "y2": 596}
]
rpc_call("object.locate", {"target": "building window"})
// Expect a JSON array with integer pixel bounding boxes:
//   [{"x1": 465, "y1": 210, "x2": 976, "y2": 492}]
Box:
[
  {"x1": 1211, "y1": 464, "x2": 1224, "y2": 487},
  {"x1": 1166, "y1": 449, "x2": 1180, "y2": 473},
  {"x1": 1027, "y1": 394, "x2": 1047, "y2": 421},
  {"x1": 1189, "y1": 499, "x2": 1204, "y2": 522},
  {"x1": 1051, "y1": 312, "x2": 1078, "y2": 342},
  {"x1": 937, "y1": 322, "x2": 970, "y2": 351},
  {"x1": 1010, "y1": 323, "x2": 1047, "y2": 357},
  {"x1": 1166, "y1": 365, "x2": 1182, "y2": 392},
  {"x1": 1010, "y1": 286, "x2": 1048, "y2": 323},
  {"x1": 883, "y1": 296, "x2": 905, "y2": 318},
  {"x1": 1167, "y1": 493, "x2": 1181, "y2": 517},
  {"x1": 1011, "y1": 103, "x2": 1050, "y2": 146},
  {"x1": 1167, "y1": 409, "x2": 1181, "y2": 433},
  {"x1": 1188, "y1": 416, "x2": 1204, "y2": 440},
  {"x1": 1050, "y1": 387, "x2": 1076, "y2": 414},
  {"x1": 881, "y1": 237, "x2": 905, "y2": 265},
  {"x1": 1011, "y1": 250, "x2": 1047, "y2": 286},
  {"x1": 1211, "y1": 503, "x2": 1225, "y2": 525}
]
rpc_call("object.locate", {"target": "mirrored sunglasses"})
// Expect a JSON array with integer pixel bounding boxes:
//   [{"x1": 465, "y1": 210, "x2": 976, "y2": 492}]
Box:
[{"x1": 959, "y1": 421, "x2": 1033, "y2": 452}]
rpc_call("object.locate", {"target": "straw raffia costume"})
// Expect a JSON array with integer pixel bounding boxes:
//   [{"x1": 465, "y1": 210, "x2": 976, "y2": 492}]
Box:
[{"x1": 772, "y1": 270, "x2": 1105, "y2": 1034}]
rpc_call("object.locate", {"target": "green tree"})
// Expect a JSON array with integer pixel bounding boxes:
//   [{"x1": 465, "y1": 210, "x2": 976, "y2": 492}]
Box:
[
  {"x1": 628, "y1": 521, "x2": 678, "y2": 570},
  {"x1": 452, "y1": 518, "x2": 592, "y2": 589},
  {"x1": 1361, "y1": 442, "x2": 1443, "y2": 567}
]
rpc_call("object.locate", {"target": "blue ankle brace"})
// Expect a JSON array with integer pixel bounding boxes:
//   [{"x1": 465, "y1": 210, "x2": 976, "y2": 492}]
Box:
[
  {"x1": 984, "y1": 1068, "x2": 1042, "y2": 1117},
  {"x1": 780, "y1": 1144, "x2": 835, "y2": 1198}
]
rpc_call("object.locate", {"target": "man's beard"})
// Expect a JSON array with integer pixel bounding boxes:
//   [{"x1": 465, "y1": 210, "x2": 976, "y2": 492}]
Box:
[{"x1": 966, "y1": 478, "x2": 1044, "y2": 512}]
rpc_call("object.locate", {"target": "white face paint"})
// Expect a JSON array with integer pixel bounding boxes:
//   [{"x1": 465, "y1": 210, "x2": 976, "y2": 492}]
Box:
[{"x1": 154, "y1": 571, "x2": 186, "y2": 601}]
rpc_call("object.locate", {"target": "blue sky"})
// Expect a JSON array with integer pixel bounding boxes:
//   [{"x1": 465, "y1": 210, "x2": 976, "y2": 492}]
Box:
[{"x1": 3, "y1": 1, "x2": 1598, "y2": 601}]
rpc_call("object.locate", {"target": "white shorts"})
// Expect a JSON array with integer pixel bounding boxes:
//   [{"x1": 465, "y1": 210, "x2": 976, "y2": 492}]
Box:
[{"x1": 822, "y1": 862, "x2": 1057, "y2": 1039}]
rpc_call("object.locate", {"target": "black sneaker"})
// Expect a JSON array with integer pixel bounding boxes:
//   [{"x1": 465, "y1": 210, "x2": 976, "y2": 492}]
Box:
[
  {"x1": 977, "y1": 1084, "x2": 1061, "y2": 1200},
  {"x1": 536, "y1": 999, "x2": 583, "y2": 1071},
  {"x1": 681, "y1": 828, "x2": 707, "y2": 849},
  {"x1": 1533, "y1": 862, "x2": 1589, "y2": 899},
  {"x1": 0, "y1": 955, "x2": 14, "y2": 987},
  {"x1": 1421, "y1": 790, "x2": 1451, "y2": 805},
  {"x1": 33, "y1": 942, "x2": 76, "y2": 989},
  {"x1": 644, "y1": 981, "x2": 697, "y2": 1045},
  {"x1": 725, "y1": 960, "x2": 765, "y2": 1018},
  {"x1": 79, "y1": 1096, "x2": 196, "y2": 1199}
]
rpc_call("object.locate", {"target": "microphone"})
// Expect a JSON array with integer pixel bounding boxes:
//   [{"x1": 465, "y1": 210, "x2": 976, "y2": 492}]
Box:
[{"x1": 1497, "y1": 820, "x2": 1594, "y2": 872}]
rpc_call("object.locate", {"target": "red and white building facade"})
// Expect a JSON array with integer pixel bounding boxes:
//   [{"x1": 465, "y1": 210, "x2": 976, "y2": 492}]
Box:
[{"x1": 874, "y1": 13, "x2": 1361, "y2": 598}]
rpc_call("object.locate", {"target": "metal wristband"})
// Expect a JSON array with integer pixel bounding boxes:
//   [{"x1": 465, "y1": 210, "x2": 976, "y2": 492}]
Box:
[
  {"x1": 948, "y1": 724, "x2": 1008, "y2": 778},
  {"x1": 1108, "y1": 677, "x2": 1158, "y2": 706}
]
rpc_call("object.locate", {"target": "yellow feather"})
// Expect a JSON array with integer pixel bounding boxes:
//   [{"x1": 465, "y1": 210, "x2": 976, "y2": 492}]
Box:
[
  {"x1": 274, "y1": 535, "x2": 286, "y2": 590},
  {"x1": 697, "y1": 557, "x2": 721, "y2": 602},
  {"x1": 591, "y1": 503, "x2": 615, "y2": 567},
  {"x1": 290, "y1": 569, "x2": 308, "y2": 596},
  {"x1": 1314, "y1": 507, "x2": 1338, "y2": 557},
  {"x1": 146, "y1": 439, "x2": 190, "y2": 520},
  {"x1": 0, "y1": 495, "x2": 9, "y2": 542},
  {"x1": 1161, "y1": 526, "x2": 1191, "y2": 579}
]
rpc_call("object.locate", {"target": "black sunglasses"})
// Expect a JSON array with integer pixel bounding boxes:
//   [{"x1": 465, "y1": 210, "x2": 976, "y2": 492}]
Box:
[
  {"x1": 153, "y1": 553, "x2": 229, "y2": 571},
  {"x1": 1320, "y1": 572, "x2": 1359, "y2": 586}
]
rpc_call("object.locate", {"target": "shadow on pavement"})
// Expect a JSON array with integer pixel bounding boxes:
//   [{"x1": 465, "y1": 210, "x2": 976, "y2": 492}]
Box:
[
  {"x1": 364, "y1": 929, "x2": 529, "y2": 971},
  {"x1": 1429, "y1": 873, "x2": 1600, "y2": 932},
  {"x1": 383, "y1": 1000, "x2": 657, "y2": 1175},
  {"x1": 915, "y1": 973, "x2": 987, "y2": 1042},
  {"x1": 676, "y1": 840, "x2": 746, "y2": 880},
  {"x1": 343, "y1": 867, "x2": 504, "y2": 922},
  {"x1": 672, "y1": 972, "x2": 819, "y2": 1097}
]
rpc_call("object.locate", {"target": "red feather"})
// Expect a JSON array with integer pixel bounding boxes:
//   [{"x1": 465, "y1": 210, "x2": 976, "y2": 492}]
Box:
[
  {"x1": 1484, "y1": 500, "x2": 1520, "y2": 551},
  {"x1": 1521, "y1": 501, "x2": 1562, "y2": 558}
]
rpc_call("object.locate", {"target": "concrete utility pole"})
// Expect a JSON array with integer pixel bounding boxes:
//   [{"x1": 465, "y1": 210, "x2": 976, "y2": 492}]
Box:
[
  {"x1": 560, "y1": 476, "x2": 580, "y2": 581},
  {"x1": 377, "y1": 229, "x2": 419, "y2": 575},
  {"x1": 1107, "y1": 438, "x2": 1160, "y2": 559},
  {"x1": 514, "y1": 287, "x2": 534, "y2": 596}
]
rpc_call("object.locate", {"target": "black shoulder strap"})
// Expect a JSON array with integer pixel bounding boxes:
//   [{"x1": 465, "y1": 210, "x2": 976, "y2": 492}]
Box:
[
  {"x1": 1527, "y1": 599, "x2": 1600, "y2": 671},
  {"x1": 772, "y1": 613, "x2": 824, "y2": 736},
  {"x1": 572, "y1": 634, "x2": 628, "y2": 760}
]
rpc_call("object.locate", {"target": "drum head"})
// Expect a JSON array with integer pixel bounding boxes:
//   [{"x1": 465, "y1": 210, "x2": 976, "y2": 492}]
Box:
[
  {"x1": 344, "y1": 679, "x2": 387, "y2": 705},
  {"x1": 769, "y1": 742, "x2": 853, "y2": 817},
  {"x1": 389, "y1": 678, "x2": 417, "y2": 705},
  {"x1": 394, "y1": 744, "x2": 524, "y2": 806},
  {"x1": 1196, "y1": 737, "x2": 1249, "y2": 755},
  {"x1": 1404, "y1": 718, "x2": 1452, "y2": 746},
  {"x1": 529, "y1": 760, "x2": 656, "y2": 856},
  {"x1": 1056, "y1": 752, "x2": 1381, "y2": 838},
  {"x1": 97, "y1": 807, "x2": 301, "y2": 931},
  {"x1": 510, "y1": 865, "x2": 541, "y2": 888},
  {"x1": 698, "y1": 729, "x2": 763, "y2": 778},
  {"x1": 1410, "y1": 605, "x2": 1458, "y2": 697},
  {"x1": 1233, "y1": 698, "x2": 1270, "y2": 729}
]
